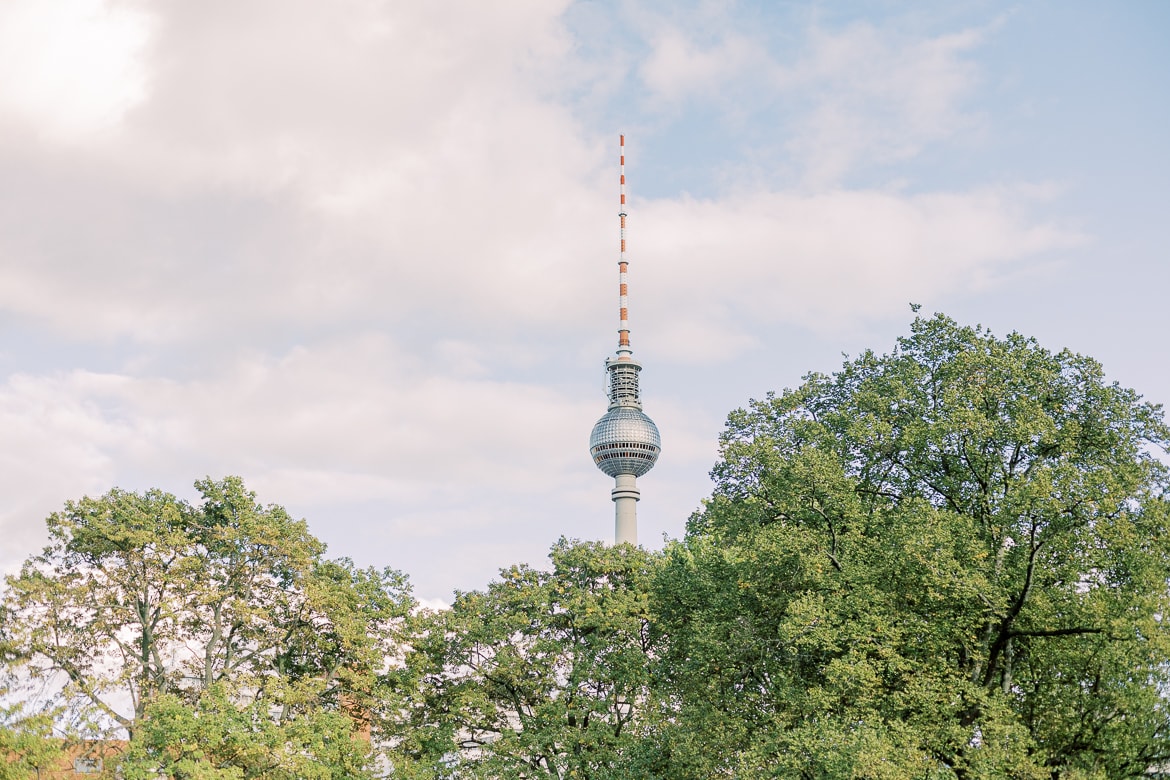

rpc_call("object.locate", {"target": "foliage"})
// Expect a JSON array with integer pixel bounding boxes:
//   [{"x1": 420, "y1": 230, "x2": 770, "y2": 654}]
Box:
[
  {"x1": 0, "y1": 476, "x2": 413, "y2": 774},
  {"x1": 649, "y1": 314, "x2": 1170, "y2": 778},
  {"x1": 120, "y1": 685, "x2": 376, "y2": 780},
  {"x1": 0, "y1": 697, "x2": 64, "y2": 780},
  {"x1": 401, "y1": 539, "x2": 659, "y2": 779}
]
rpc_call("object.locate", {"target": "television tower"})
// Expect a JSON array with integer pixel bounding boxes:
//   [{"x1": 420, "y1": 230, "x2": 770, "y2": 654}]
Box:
[{"x1": 589, "y1": 135, "x2": 661, "y2": 545}]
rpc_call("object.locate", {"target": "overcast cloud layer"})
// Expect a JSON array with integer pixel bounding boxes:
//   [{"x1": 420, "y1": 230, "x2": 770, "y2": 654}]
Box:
[{"x1": 1, "y1": 0, "x2": 1166, "y2": 600}]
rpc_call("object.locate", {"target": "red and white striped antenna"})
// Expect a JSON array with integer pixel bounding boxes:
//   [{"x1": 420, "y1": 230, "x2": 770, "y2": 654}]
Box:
[{"x1": 617, "y1": 134, "x2": 631, "y2": 356}]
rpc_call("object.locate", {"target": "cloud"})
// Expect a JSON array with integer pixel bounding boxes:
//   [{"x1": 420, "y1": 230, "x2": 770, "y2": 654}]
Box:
[
  {"x1": 0, "y1": 0, "x2": 150, "y2": 140},
  {"x1": 0, "y1": 327, "x2": 726, "y2": 594},
  {"x1": 633, "y1": 11, "x2": 986, "y2": 188},
  {"x1": 0, "y1": 0, "x2": 609, "y2": 349},
  {"x1": 639, "y1": 27, "x2": 774, "y2": 104},
  {"x1": 0, "y1": 334, "x2": 602, "y2": 565},
  {"x1": 786, "y1": 24, "x2": 986, "y2": 187},
  {"x1": 0, "y1": 1, "x2": 1094, "y2": 599},
  {"x1": 0, "y1": 371, "x2": 127, "y2": 574},
  {"x1": 0, "y1": 1, "x2": 1040, "y2": 359},
  {"x1": 634, "y1": 185, "x2": 1083, "y2": 361}
]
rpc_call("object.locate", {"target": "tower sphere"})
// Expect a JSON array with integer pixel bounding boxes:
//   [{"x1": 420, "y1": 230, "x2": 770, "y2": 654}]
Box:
[{"x1": 589, "y1": 407, "x2": 661, "y2": 477}]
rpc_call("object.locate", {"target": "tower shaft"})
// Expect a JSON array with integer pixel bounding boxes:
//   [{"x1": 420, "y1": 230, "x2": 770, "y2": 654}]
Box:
[{"x1": 613, "y1": 474, "x2": 639, "y2": 545}]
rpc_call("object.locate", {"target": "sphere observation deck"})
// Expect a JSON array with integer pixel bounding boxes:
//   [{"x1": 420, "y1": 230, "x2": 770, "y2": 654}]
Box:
[{"x1": 590, "y1": 406, "x2": 661, "y2": 477}]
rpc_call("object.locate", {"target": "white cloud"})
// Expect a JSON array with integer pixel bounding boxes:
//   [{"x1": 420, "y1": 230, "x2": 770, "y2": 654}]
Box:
[
  {"x1": 633, "y1": 12, "x2": 985, "y2": 188},
  {"x1": 639, "y1": 27, "x2": 773, "y2": 103},
  {"x1": 0, "y1": 371, "x2": 127, "y2": 575},
  {"x1": 786, "y1": 24, "x2": 986, "y2": 187},
  {"x1": 0, "y1": 0, "x2": 150, "y2": 140},
  {"x1": 634, "y1": 185, "x2": 1083, "y2": 361},
  {"x1": 0, "y1": 328, "x2": 727, "y2": 594},
  {"x1": 0, "y1": 2, "x2": 1035, "y2": 359},
  {"x1": 0, "y1": 0, "x2": 607, "y2": 347},
  {"x1": 0, "y1": 1, "x2": 1103, "y2": 599},
  {"x1": 0, "y1": 334, "x2": 603, "y2": 567}
]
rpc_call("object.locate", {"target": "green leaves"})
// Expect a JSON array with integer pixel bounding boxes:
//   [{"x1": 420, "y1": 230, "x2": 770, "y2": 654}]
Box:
[
  {"x1": 402, "y1": 539, "x2": 658, "y2": 778},
  {"x1": 653, "y1": 314, "x2": 1170, "y2": 778},
  {"x1": 120, "y1": 685, "x2": 377, "y2": 780},
  {"x1": 0, "y1": 697, "x2": 65, "y2": 780},
  {"x1": 2, "y1": 476, "x2": 413, "y2": 776}
]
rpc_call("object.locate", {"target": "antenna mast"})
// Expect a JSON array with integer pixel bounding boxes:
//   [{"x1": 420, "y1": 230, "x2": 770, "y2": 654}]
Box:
[{"x1": 618, "y1": 134, "x2": 630, "y2": 354}]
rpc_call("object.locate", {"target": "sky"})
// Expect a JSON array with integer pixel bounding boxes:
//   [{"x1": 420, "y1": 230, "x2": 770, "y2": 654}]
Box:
[{"x1": 0, "y1": 0, "x2": 1167, "y2": 603}]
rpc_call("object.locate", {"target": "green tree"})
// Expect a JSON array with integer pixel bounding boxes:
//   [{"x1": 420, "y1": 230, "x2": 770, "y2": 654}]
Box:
[
  {"x1": 0, "y1": 698, "x2": 64, "y2": 780},
  {"x1": 650, "y1": 314, "x2": 1170, "y2": 778},
  {"x1": 0, "y1": 630, "x2": 67, "y2": 779},
  {"x1": 402, "y1": 539, "x2": 658, "y2": 779},
  {"x1": 120, "y1": 684, "x2": 376, "y2": 780},
  {"x1": 1, "y1": 477, "x2": 413, "y2": 776}
]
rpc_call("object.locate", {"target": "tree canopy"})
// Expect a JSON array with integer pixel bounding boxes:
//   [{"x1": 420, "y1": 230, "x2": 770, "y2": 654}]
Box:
[
  {"x1": 401, "y1": 540, "x2": 658, "y2": 779},
  {"x1": 1, "y1": 476, "x2": 412, "y2": 778},
  {"x1": 0, "y1": 697, "x2": 64, "y2": 780},
  {"x1": 650, "y1": 313, "x2": 1170, "y2": 778}
]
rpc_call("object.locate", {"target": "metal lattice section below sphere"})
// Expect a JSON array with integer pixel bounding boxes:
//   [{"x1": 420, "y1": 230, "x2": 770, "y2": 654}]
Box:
[{"x1": 590, "y1": 407, "x2": 661, "y2": 477}]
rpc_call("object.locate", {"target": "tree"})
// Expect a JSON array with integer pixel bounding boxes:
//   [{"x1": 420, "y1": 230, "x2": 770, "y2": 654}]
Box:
[
  {"x1": 0, "y1": 698, "x2": 64, "y2": 780},
  {"x1": 649, "y1": 314, "x2": 1170, "y2": 778},
  {"x1": 1, "y1": 477, "x2": 413, "y2": 776},
  {"x1": 1, "y1": 628, "x2": 65, "y2": 778},
  {"x1": 120, "y1": 685, "x2": 376, "y2": 780},
  {"x1": 402, "y1": 540, "x2": 659, "y2": 779}
]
